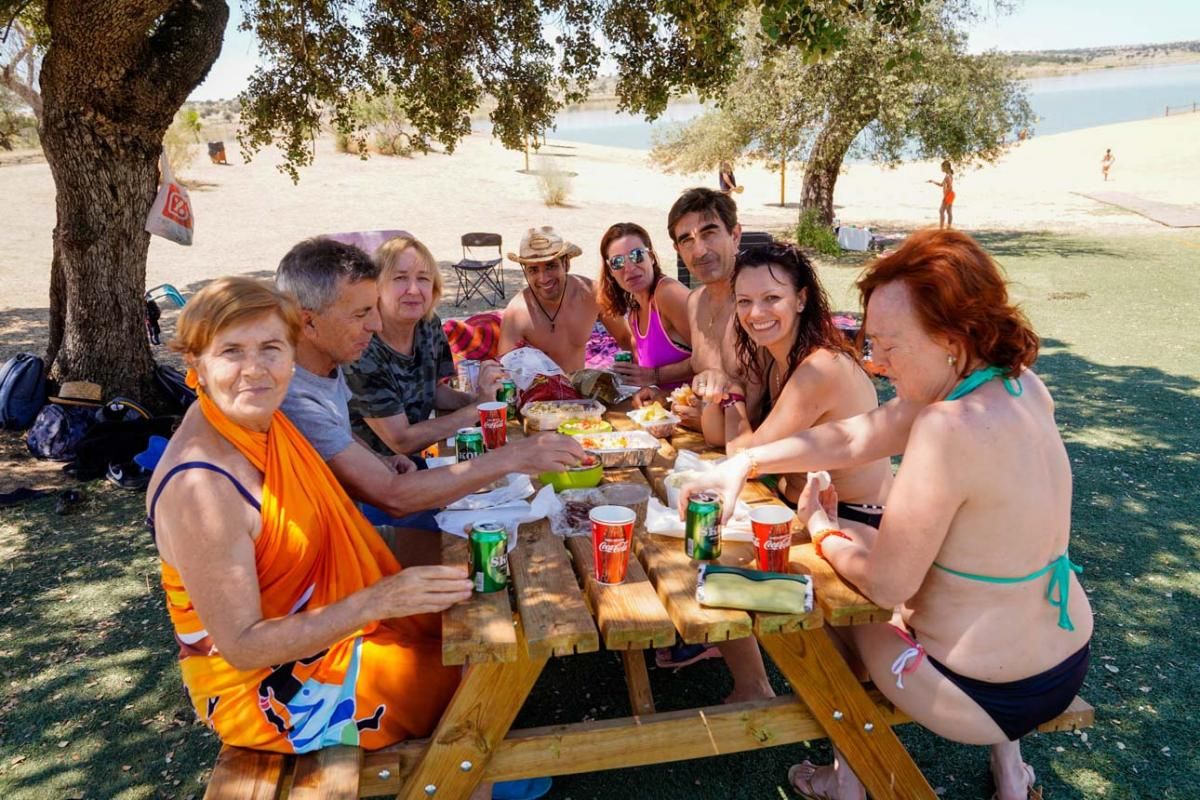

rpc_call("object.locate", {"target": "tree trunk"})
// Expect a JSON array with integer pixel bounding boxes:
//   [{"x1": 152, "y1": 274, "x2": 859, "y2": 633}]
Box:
[
  {"x1": 779, "y1": 156, "x2": 786, "y2": 206},
  {"x1": 37, "y1": 1, "x2": 228, "y2": 400},
  {"x1": 799, "y1": 121, "x2": 862, "y2": 226}
]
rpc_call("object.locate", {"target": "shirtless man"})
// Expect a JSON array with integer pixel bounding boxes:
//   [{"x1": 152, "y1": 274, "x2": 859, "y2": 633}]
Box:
[
  {"x1": 663, "y1": 188, "x2": 743, "y2": 432},
  {"x1": 499, "y1": 226, "x2": 626, "y2": 373}
]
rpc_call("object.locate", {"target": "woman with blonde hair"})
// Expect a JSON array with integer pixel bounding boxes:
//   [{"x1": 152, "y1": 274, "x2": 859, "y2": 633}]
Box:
[
  {"x1": 345, "y1": 234, "x2": 503, "y2": 458},
  {"x1": 146, "y1": 276, "x2": 469, "y2": 756}
]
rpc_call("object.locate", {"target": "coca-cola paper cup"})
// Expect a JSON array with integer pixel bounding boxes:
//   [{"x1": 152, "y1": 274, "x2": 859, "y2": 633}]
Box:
[
  {"x1": 750, "y1": 505, "x2": 795, "y2": 573},
  {"x1": 477, "y1": 401, "x2": 508, "y2": 450},
  {"x1": 589, "y1": 505, "x2": 635, "y2": 585}
]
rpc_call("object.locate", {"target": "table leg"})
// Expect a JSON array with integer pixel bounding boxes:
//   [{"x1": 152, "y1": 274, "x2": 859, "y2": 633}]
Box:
[
  {"x1": 620, "y1": 650, "x2": 656, "y2": 716},
  {"x1": 398, "y1": 624, "x2": 547, "y2": 800},
  {"x1": 758, "y1": 628, "x2": 936, "y2": 800}
]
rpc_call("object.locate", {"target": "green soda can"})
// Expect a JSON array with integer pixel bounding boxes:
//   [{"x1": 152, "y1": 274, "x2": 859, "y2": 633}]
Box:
[
  {"x1": 685, "y1": 492, "x2": 723, "y2": 561},
  {"x1": 455, "y1": 427, "x2": 486, "y2": 463},
  {"x1": 613, "y1": 351, "x2": 633, "y2": 364},
  {"x1": 496, "y1": 378, "x2": 518, "y2": 415},
  {"x1": 469, "y1": 521, "x2": 509, "y2": 593}
]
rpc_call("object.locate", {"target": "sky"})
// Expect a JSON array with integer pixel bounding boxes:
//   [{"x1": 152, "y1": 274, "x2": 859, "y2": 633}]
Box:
[{"x1": 188, "y1": 1, "x2": 1200, "y2": 101}]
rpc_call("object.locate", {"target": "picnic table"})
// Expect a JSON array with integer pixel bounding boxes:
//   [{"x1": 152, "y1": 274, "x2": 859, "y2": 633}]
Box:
[{"x1": 206, "y1": 404, "x2": 1093, "y2": 799}]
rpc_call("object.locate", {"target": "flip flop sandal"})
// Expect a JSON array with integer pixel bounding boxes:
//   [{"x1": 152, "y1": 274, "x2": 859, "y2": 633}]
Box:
[
  {"x1": 491, "y1": 777, "x2": 552, "y2": 800},
  {"x1": 54, "y1": 489, "x2": 83, "y2": 515},
  {"x1": 787, "y1": 761, "x2": 837, "y2": 800}
]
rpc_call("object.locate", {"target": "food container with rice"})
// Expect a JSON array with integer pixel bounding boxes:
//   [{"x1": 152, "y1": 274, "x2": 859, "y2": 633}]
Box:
[
  {"x1": 627, "y1": 401, "x2": 681, "y2": 438},
  {"x1": 557, "y1": 418, "x2": 613, "y2": 436},
  {"x1": 572, "y1": 430, "x2": 660, "y2": 468},
  {"x1": 521, "y1": 399, "x2": 606, "y2": 431}
]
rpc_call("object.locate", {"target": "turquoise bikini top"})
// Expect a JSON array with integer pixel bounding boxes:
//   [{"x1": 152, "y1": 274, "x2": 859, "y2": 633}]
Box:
[{"x1": 931, "y1": 366, "x2": 1083, "y2": 632}]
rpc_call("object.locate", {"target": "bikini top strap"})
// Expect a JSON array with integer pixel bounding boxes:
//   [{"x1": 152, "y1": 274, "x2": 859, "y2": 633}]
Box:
[
  {"x1": 932, "y1": 551, "x2": 1083, "y2": 631},
  {"x1": 147, "y1": 461, "x2": 262, "y2": 533}
]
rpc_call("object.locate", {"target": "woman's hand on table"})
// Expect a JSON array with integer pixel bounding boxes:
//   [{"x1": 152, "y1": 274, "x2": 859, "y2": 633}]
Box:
[
  {"x1": 367, "y1": 565, "x2": 473, "y2": 618},
  {"x1": 474, "y1": 361, "x2": 505, "y2": 400},
  {"x1": 632, "y1": 386, "x2": 665, "y2": 409},
  {"x1": 504, "y1": 432, "x2": 587, "y2": 474},
  {"x1": 676, "y1": 452, "x2": 753, "y2": 524}
]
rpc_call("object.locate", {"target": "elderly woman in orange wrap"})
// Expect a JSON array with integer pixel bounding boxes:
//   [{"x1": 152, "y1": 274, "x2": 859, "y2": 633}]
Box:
[{"x1": 146, "y1": 277, "x2": 471, "y2": 757}]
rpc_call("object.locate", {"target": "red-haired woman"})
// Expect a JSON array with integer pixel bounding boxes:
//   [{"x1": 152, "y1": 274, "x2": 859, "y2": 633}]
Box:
[
  {"x1": 596, "y1": 222, "x2": 693, "y2": 390},
  {"x1": 680, "y1": 230, "x2": 1092, "y2": 800}
]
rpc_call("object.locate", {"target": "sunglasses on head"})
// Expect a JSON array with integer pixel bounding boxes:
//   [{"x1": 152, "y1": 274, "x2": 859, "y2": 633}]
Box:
[{"x1": 607, "y1": 248, "x2": 651, "y2": 270}]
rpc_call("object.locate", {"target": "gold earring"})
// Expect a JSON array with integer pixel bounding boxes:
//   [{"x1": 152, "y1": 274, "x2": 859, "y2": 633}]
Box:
[{"x1": 947, "y1": 354, "x2": 957, "y2": 366}]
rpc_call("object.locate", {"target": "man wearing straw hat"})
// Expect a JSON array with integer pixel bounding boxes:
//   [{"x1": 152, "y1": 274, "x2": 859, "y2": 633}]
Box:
[{"x1": 499, "y1": 225, "x2": 627, "y2": 374}]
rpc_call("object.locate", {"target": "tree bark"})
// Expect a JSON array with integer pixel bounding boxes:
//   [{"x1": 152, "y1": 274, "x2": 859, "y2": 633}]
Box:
[
  {"x1": 38, "y1": 1, "x2": 227, "y2": 399},
  {"x1": 799, "y1": 121, "x2": 863, "y2": 226}
]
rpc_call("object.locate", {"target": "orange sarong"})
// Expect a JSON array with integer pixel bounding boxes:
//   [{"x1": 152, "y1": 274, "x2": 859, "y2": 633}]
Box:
[{"x1": 158, "y1": 389, "x2": 459, "y2": 753}]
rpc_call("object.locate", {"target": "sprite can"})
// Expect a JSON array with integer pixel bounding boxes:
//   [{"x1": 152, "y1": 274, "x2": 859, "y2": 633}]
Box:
[
  {"x1": 686, "y1": 492, "x2": 722, "y2": 561},
  {"x1": 469, "y1": 521, "x2": 509, "y2": 593},
  {"x1": 613, "y1": 350, "x2": 633, "y2": 363},
  {"x1": 497, "y1": 378, "x2": 518, "y2": 415},
  {"x1": 455, "y1": 427, "x2": 486, "y2": 463}
]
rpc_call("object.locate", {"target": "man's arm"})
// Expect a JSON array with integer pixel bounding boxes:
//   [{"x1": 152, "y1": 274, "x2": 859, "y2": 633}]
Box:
[
  {"x1": 498, "y1": 297, "x2": 527, "y2": 355},
  {"x1": 362, "y1": 403, "x2": 482, "y2": 458}
]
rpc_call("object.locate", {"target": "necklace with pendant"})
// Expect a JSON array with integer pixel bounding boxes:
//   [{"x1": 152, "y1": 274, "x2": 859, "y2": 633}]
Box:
[{"x1": 530, "y1": 285, "x2": 566, "y2": 331}]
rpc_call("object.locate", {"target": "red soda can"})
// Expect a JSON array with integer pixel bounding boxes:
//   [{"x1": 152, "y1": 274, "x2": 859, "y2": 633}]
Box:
[
  {"x1": 477, "y1": 401, "x2": 508, "y2": 450},
  {"x1": 749, "y1": 505, "x2": 795, "y2": 573},
  {"x1": 589, "y1": 505, "x2": 635, "y2": 585}
]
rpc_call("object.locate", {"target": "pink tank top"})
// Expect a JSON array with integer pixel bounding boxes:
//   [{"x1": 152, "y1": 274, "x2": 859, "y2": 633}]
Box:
[{"x1": 630, "y1": 297, "x2": 691, "y2": 390}]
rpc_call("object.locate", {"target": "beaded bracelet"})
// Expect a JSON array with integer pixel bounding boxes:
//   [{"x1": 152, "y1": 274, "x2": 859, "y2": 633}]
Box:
[{"x1": 813, "y1": 528, "x2": 852, "y2": 560}]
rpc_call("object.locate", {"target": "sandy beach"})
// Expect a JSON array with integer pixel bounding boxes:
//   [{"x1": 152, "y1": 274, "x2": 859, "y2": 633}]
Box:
[{"x1": 2, "y1": 111, "x2": 1199, "y2": 315}]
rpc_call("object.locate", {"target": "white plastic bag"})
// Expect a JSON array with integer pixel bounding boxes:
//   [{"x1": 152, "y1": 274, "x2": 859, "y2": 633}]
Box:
[
  {"x1": 499, "y1": 347, "x2": 564, "y2": 391},
  {"x1": 145, "y1": 153, "x2": 194, "y2": 245}
]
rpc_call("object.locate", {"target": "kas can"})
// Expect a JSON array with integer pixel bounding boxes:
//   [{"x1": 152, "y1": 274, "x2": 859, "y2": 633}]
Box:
[
  {"x1": 477, "y1": 401, "x2": 508, "y2": 450},
  {"x1": 497, "y1": 378, "x2": 518, "y2": 415},
  {"x1": 589, "y1": 505, "x2": 636, "y2": 585},
  {"x1": 456, "y1": 358, "x2": 481, "y2": 393},
  {"x1": 613, "y1": 350, "x2": 633, "y2": 364},
  {"x1": 469, "y1": 522, "x2": 509, "y2": 593},
  {"x1": 455, "y1": 427, "x2": 486, "y2": 462},
  {"x1": 685, "y1": 492, "x2": 722, "y2": 561}
]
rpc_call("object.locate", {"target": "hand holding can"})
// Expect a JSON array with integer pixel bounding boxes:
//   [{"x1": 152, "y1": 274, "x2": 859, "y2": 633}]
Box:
[
  {"x1": 749, "y1": 505, "x2": 795, "y2": 573},
  {"x1": 477, "y1": 401, "x2": 508, "y2": 450},
  {"x1": 590, "y1": 505, "x2": 635, "y2": 584}
]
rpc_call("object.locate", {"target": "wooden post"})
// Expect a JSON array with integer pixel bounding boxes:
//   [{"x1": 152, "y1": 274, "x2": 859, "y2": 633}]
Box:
[
  {"x1": 524, "y1": 134, "x2": 530, "y2": 172},
  {"x1": 780, "y1": 156, "x2": 787, "y2": 206}
]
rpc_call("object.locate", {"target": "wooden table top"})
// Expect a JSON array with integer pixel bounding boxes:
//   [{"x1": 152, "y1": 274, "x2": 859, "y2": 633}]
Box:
[{"x1": 441, "y1": 403, "x2": 887, "y2": 666}]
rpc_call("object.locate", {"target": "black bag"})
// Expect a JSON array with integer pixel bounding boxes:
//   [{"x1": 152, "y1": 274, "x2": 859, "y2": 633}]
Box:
[
  {"x1": 154, "y1": 364, "x2": 196, "y2": 413},
  {"x1": 0, "y1": 353, "x2": 48, "y2": 430},
  {"x1": 26, "y1": 404, "x2": 98, "y2": 461},
  {"x1": 70, "y1": 415, "x2": 178, "y2": 481}
]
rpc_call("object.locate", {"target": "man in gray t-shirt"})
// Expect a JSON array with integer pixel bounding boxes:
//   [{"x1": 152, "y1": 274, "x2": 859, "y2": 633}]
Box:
[{"x1": 275, "y1": 237, "x2": 583, "y2": 530}]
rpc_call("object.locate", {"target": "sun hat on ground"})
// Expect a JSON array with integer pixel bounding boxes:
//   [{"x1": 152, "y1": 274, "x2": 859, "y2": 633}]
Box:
[
  {"x1": 507, "y1": 226, "x2": 583, "y2": 265},
  {"x1": 50, "y1": 381, "x2": 103, "y2": 407}
]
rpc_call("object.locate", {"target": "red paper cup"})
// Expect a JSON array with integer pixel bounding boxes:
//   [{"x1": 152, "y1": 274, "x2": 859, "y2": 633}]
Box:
[
  {"x1": 750, "y1": 505, "x2": 795, "y2": 573},
  {"x1": 477, "y1": 401, "x2": 508, "y2": 450},
  {"x1": 590, "y1": 505, "x2": 635, "y2": 585}
]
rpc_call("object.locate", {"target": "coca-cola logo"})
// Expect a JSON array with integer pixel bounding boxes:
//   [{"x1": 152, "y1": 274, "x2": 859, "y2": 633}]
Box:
[
  {"x1": 765, "y1": 536, "x2": 791, "y2": 550},
  {"x1": 598, "y1": 539, "x2": 628, "y2": 553},
  {"x1": 483, "y1": 418, "x2": 504, "y2": 429}
]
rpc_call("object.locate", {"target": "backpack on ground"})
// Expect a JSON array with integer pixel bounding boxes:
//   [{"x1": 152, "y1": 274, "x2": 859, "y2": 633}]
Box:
[
  {"x1": 154, "y1": 364, "x2": 196, "y2": 413},
  {"x1": 26, "y1": 404, "x2": 99, "y2": 462},
  {"x1": 0, "y1": 353, "x2": 48, "y2": 430}
]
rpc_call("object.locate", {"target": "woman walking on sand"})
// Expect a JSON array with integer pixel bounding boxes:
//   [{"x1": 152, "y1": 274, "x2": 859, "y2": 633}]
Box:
[
  {"x1": 719, "y1": 161, "x2": 742, "y2": 195},
  {"x1": 928, "y1": 160, "x2": 955, "y2": 229},
  {"x1": 1101, "y1": 149, "x2": 1115, "y2": 181}
]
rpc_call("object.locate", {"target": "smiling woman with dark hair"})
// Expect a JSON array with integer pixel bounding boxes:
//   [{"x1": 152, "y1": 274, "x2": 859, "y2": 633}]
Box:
[{"x1": 703, "y1": 242, "x2": 892, "y2": 520}]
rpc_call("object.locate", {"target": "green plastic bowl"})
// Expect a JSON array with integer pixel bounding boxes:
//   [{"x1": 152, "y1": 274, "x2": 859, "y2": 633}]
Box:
[
  {"x1": 557, "y1": 419, "x2": 613, "y2": 436},
  {"x1": 540, "y1": 461, "x2": 604, "y2": 492}
]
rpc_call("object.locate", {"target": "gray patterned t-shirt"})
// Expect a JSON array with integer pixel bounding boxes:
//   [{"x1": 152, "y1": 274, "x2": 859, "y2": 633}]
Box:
[{"x1": 345, "y1": 315, "x2": 456, "y2": 455}]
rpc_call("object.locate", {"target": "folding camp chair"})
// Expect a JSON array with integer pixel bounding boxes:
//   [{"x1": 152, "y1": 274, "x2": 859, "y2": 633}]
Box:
[
  {"x1": 145, "y1": 283, "x2": 186, "y2": 308},
  {"x1": 452, "y1": 232, "x2": 505, "y2": 307}
]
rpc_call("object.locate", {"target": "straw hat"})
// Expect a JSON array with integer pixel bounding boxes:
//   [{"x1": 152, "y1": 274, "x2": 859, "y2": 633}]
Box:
[
  {"x1": 508, "y1": 226, "x2": 583, "y2": 265},
  {"x1": 50, "y1": 381, "x2": 103, "y2": 407}
]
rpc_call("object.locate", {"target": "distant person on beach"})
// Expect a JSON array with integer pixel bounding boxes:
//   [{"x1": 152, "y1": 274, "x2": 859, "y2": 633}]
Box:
[
  {"x1": 1101, "y1": 148, "x2": 1115, "y2": 181},
  {"x1": 718, "y1": 160, "x2": 741, "y2": 195},
  {"x1": 927, "y1": 160, "x2": 955, "y2": 229},
  {"x1": 499, "y1": 225, "x2": 628, "y2": 373}
]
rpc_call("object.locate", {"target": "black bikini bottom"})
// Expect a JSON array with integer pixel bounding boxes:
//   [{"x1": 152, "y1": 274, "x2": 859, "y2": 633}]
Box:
[
  {"x1": 777, "y1": 493, "x2": 884, "y2": 530},
  {"x1": 927, "y1": 642, "x2": 1091, "y2": 741}
]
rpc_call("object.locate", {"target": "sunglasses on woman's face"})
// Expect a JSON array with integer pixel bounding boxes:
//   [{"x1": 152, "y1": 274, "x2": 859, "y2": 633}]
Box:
[{"x1": 607, "y1": 248, "x2": 650, "y2": 271}]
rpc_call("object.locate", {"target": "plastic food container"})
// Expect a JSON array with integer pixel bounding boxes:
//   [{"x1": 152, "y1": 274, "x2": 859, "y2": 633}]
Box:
[
  {"x1": 521, "y1": 399, "x2": 606, "y2": 431},
  {"x1": 539, "y1": 459, "x2": 604, "y2": 492},
  {"x1": 557, "y1": 418, "x2": 614, "y2": 436},
  {"x1": 572, "y1": 430, "x2": 661, "y2": 468},
  {"x1": 626, "y1": 406, "x2": 681, "y2": 438}
]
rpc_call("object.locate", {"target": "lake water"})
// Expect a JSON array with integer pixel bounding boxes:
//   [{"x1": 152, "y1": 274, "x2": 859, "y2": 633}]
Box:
[{"x1": 522, "y1": 63, "x2": 1200, "y2": 151}]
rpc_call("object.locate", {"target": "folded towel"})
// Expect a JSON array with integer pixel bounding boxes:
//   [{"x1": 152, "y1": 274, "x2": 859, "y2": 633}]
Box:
[{"x1": 696, "y1": 564, "x2": 813, "y2": 615}]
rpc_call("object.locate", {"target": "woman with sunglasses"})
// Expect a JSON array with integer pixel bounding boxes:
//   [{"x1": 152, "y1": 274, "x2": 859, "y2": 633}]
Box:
[
  {"x1": 597, "y1": 222, "x2": 693, "y2": 391},
  {"x1": 707, "y1": 242, "x2": 893, "y2": 521}
]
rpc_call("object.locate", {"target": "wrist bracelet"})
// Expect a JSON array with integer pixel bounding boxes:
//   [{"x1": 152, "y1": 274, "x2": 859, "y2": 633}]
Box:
[
  {"x1": 813, "y1": 528, "x2": 852, "y2": 560},
  {"x1": 719, "y1": 392, "x2": 746, "y2": 409},
  {"x1": 742, "y1": 448, "x2": 760, "y2": 480}
]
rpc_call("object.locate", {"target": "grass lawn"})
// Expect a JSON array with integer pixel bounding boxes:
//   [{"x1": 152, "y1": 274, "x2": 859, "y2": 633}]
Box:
[{"x1": 2, "y1": 229, "x2": 1198, "y2": 799}]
